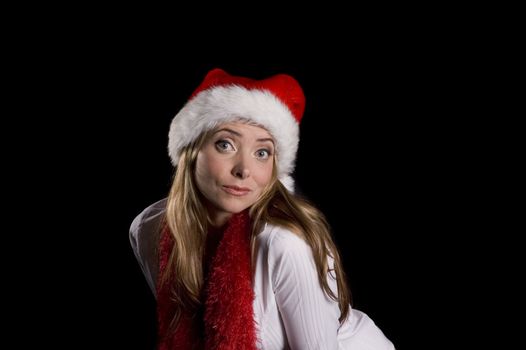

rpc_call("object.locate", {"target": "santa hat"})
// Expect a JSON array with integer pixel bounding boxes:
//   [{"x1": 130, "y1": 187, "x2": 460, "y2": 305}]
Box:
[{"x1": 168, "y1": 68, "x2": 305, "y2": 189}]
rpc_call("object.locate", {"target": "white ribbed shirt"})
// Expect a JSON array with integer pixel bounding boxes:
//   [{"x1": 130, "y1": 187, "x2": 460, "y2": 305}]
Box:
[{"x1": 130, "y1": 199, "x2": 395, "y2": 349}]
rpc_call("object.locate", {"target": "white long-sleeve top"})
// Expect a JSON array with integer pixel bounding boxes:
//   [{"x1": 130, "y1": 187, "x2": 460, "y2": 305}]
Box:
[{"x1": 130, "y1": 199, "x2": 395, "y2": 350}]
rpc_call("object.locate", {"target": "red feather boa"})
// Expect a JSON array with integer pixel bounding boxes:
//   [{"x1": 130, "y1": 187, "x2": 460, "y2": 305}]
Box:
[{"x1": 157, "y1": 211, "x2": 258, "y2": 349}]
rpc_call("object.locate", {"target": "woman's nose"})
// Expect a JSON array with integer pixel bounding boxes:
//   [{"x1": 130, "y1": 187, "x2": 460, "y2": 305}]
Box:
[{"x1": 231, "y1": 154, "x2": 251, "y2": 179}]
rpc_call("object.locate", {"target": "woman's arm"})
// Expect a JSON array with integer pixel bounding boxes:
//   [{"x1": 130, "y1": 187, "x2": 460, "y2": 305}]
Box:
[
  {"x1": 129, "y1": 198, "x2": 167, "y2": 296},
  {"x1": 269, "y1": 230, "x2": 341, "y2": 349}
]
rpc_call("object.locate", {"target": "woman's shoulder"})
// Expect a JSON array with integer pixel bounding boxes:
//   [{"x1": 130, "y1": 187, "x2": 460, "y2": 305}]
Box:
[
  {"x1": 257, "y1": 223, "x2": 311, "y2": 259},
  {"x1": 130, "y1": 199, "x2": 167, "y2": 234},
  {"x1": 129, "y1": 199, "x2": 167, "y2": 296},
  {"x1": 133, "y1": 198, "x2": 168, "y2": 222},
  {"x1": 129, "y1": 198, "x2": 167, "y2": 249}
]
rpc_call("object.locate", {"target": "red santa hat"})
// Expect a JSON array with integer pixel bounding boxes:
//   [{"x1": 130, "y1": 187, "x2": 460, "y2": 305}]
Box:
[{"x1": 168, "y1": 68, "x2": 305, "y2": 189}]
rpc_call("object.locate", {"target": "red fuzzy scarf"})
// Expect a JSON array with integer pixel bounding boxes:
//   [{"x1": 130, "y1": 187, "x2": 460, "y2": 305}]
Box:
[{"x1": 157, "y1": 211, "x2": 258, "y2": 350}]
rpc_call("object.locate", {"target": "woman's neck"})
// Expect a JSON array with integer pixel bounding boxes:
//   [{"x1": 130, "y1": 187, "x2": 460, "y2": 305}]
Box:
[{"x1": 206, "y1": 208, "x2": 232, "y2": 228}]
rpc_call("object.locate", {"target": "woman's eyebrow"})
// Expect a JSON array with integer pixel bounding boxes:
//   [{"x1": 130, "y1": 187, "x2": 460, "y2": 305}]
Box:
[
  {"x1": 257, "y1": 137, "x2": 274, "y2": 145},
  {"x1": 214, "y1": 128, "x2": 241, "y2": 136},
  {"x1": 214, "y1": 128, "x2": 274, "y2": 145}
]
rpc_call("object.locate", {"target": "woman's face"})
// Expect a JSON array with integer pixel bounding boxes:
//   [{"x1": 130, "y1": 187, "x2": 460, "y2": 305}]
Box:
[{"x1": 195, "y1": 121, "x2": 275, "y2": 227}]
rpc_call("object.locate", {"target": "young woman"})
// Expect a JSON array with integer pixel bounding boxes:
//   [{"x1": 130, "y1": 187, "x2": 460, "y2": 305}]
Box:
[{"x1": 130, "y1": 68, "x2": 395, "y2": 349}]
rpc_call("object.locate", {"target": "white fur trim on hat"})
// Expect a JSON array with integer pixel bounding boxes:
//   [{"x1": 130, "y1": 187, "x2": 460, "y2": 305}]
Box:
[
  {"x1": 279, "y1": 175, "x2": 295, "y2": 192},
  {"x1": 168, "y1": 85, "x2": 300, "y2": 178}
]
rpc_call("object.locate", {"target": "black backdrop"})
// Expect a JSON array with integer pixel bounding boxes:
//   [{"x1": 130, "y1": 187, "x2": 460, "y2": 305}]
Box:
[
  {"x1": 111, "y1": 63, "x2": 416, "y2": 347},
  {"x1": 28, "y1": 61, "x2": 449, "y2": 349}
]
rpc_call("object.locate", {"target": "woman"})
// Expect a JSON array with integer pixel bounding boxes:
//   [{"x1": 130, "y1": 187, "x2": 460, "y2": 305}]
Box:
[{"x1": 130, "y1": 68, "x2": 395, "y2": 349}]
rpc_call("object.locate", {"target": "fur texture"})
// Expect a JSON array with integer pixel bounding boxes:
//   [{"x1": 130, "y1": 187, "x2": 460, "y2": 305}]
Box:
[
  {"x1": 168, "y1": 85, "x2": 300, "y2": 185},
  {"x1": 204, "y1": 210, "x2": 258, "y2": 349},
  {"x1": 157, "y1": 211, "x2": 258, "y2": 350}
]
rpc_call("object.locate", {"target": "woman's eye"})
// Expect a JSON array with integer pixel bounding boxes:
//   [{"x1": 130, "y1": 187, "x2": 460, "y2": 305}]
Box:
[
  {"x1": 255, "y1": 149, "x2": 271, "y2": 160},
  {"x1": 215, "y1": 140, "x2": 234, "y2": 152}
]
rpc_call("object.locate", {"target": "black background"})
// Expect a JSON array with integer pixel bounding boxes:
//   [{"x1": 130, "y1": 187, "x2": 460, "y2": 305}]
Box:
[
  {"x1": 95, "y1": 63, "x2": 434, "y2": 348},
  {"x1": 6, "y1": 5, "x2": 504, "y2": 346},
  {"x1": 20, "y1": 60, "x2": 459, "y2": 349}
]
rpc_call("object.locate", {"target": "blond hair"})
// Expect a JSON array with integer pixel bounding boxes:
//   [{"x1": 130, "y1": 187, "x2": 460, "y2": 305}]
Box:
[{"x1": 162, "y1": 128, "x2": 350, "y2": 326}]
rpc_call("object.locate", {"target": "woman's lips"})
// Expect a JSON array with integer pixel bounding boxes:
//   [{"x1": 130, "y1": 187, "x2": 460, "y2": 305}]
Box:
[{"x1": 222, "y1": 185, "x2": 251, "y2": 196}]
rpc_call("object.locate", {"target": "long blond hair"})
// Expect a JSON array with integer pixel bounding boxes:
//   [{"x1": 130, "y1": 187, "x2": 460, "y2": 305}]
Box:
[{"x1": 162, "y1": 128, "x2": 351, "y2": 325}]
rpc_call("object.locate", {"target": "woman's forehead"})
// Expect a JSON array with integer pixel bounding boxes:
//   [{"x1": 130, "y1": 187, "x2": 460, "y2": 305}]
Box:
[{"x1": 213, "y1": 120, "x2": 274, "y2": 139}]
